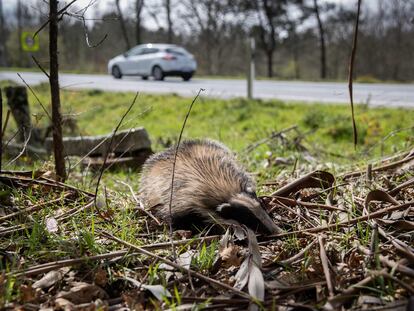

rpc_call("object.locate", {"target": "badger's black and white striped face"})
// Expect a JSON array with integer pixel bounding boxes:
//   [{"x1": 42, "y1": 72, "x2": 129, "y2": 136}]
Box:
[{"x1": 216, "y1": 192, "x2": 281, "y2": 234}]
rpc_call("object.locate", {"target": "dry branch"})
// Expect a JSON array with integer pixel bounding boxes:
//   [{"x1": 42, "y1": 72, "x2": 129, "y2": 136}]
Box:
[
  {"x1": 347, "y1": 0, "x2": 362, "y2": 147},
  {"x1": 102, "y1": 231, "x2": 253, "y2": 300}
]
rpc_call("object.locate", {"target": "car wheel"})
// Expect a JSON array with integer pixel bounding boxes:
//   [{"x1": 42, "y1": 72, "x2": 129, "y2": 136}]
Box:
[
  {"x1": 112, "y1": 66, "x2": 122, "y2": 79},
  {"x1": 152, "y1": 66, "x2": 164, "y2": 81},
  {"x1": 182, "y1": 73, "x2": 193, "y2": 81},
  {"x1": 142, "y1": 76, "x2": 148, "y2": 80}
]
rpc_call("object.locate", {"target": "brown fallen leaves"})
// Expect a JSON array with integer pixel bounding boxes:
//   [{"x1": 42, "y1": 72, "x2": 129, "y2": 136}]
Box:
[{"x1": 0, "y1": 150, "x2": 413, "y2": 310}]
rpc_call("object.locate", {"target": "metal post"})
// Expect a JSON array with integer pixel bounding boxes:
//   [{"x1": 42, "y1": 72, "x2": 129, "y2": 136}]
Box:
[{"x1": 247, "y1": 37, "x2": 255, "y2": 100}]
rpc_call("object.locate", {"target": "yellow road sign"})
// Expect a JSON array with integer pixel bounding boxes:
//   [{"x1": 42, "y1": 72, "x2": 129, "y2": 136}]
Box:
[{"x1": 21, "y1": 32, "x2": 39, "y2": 52}]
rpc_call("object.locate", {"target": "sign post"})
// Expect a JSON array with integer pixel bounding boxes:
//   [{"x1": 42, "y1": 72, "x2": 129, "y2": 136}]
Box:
[
  {"x1": 247, "y1": 37, "x2": 255, "y2": 100},
  {"x1": 21, "y1": 32, "x2": 40, "y2": 52}
]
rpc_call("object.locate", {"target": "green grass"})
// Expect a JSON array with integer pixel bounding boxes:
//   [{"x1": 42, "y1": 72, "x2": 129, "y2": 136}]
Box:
[
  {"x1": 1, "y1": 81, "x2": 412, "y2": 187},
  {"x1": 0, "y1": 81, "x2": 412, "y2": 309}
]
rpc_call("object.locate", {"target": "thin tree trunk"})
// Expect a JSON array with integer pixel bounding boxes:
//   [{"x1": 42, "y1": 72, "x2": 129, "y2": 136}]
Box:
[
  {"x1": 165, "y1": 0, "x2": 173, "y2": 43},
  {"x1": 0, "y1": 0, "x2": 7, "y2": 66},
  {"x1": 135, "y1": 0, "x2": 144, "y2": 45},
  {"x1": 293, "y1": 46, "x2": 300, "y2": 79},
  {"x1": 313, "y1": 0, "x2": 327, "y2": 79},
  {"x1": 135, "y1": 0, "x2": 144, "y2": 44},
  {"x1": 116, "y1": 0, "x2": 131, "y2": 50},
  {"x1": 266, "y1": 49, "x2": 273, "y2": 78},
  {"x1": 17, "y1": 0, "x2": 23, "y2": 67},
  {"x1": 49, "y1": 0, "x2": 66, "y2": 180}
]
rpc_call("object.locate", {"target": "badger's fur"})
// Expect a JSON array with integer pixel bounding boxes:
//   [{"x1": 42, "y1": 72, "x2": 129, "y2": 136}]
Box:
[{"x1": 139, "y1": 139, "x2": 281, "y2": 234}]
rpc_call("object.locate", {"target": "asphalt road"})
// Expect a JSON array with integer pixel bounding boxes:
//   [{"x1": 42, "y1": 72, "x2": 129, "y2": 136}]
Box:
[{"x1": 1, "y1": 71, "x2": 413, "y2": 108}]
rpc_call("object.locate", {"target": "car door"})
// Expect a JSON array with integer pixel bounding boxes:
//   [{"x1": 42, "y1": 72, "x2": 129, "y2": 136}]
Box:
[
  {"x1": 120, "y1": 46, "x2": 144, "y2": 74},
  {"x1": 137, "y1": 48, "x2": 159, "y2": 75}
]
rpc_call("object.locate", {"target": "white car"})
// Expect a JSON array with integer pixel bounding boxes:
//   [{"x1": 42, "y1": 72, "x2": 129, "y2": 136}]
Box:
[{"x1": 108, "y1": 43, "x2": 197, "y2": 81}]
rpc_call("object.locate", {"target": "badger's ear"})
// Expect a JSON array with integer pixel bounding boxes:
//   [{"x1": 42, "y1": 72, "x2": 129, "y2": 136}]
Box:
[{"x1": 216, "y1": 203, "x2": 232, "y2": 213}]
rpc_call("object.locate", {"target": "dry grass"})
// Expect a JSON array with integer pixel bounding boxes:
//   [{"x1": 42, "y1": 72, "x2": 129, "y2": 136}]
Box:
[{"x1": 0, "y1": 147, "x2": 412, "y2": 310}]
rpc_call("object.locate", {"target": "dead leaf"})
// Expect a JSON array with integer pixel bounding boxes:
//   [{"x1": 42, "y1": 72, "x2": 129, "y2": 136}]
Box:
[
  {"x1": 365, "y1": 189, "x2": 399, "y2": 209},
  {"x1": 176, "y1": 250, "x2": 194, "y2": 269},
  {"x1": 219, "y1": 243, "x2": 241, "y2": 267},
  {"x1": 54, "y1": 298, "x2": 76, "y2": 311},
  {"x1": 41, "y1": 171, "x2": 57, "y2": 180},
  {"x1": 45, "y1": 217, "x2": 59, "y2": 233},
  {"x1": 173, "y1": 230, "x2": 192, "y2": 239},
  {"x1": 94, "y1": 267, "x2": 108, "y2": 287},
  {"x1": 272, "y1": 170, "x2": 335, "y2": 197},
  {"x1": 248, "y1": 263, "x2": 265, "y2": 301},
  {"x1": 247, "y1": 228, "x2": 262, "y2": 268},
  {"x1": 376, "y1": 219, "x2": 414, "y2": 231},
  {"x1": 19, "y1": 284, "x2": 38, "y2": 303},
  {"x1": 357, "y1": 295, "x2": 383, "y2": 307},
  {"x1": 234, "y1": 257, "x2": 249, "y2": 290},
  {"x1": 33, "y1": 270, "x2": 64, "y2": 289},
  {"x1": 56, "y1": 282, "x2": 108, "y2": 304},
  {"x1": 123, "y1": 290, "x2": 146, "y2": 311},
  {"x1": 123, "y1": 276, "x2": 171, "y2": 301}
]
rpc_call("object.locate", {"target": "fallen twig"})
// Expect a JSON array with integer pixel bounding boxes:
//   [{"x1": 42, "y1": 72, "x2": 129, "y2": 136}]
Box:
[
  {"x1": 279, "y1": 238, "x2": 317, "y2": 265},
  {"x1": 357, "y1": 244, "x2": 414, "y2": 278},
  {"x1": 323, "y1": 268, "x2": 387, "y2": 311},
  {"x1": 341, "y1": 153, "x2": 414, "y2": 179},
  {"x1": 267, "y1": 196, "x2": 346, "y2": 212},
  {"x1": 0, "y1": 193, "x2": 72, "y2": 223},
  {"x1": 101, "y1": 231, "x2": 253, "y2": 300},
  {"x1": 318, "y1": 235, "x2": 334, "y2": 297},
  {"x1": 269, "y1": 202, "x2": 414, "y2": 238}
]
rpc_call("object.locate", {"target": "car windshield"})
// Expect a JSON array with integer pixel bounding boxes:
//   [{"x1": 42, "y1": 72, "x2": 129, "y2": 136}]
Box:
[{"x1": 166, "y1": 47, "x2": 190, "y2": 56}]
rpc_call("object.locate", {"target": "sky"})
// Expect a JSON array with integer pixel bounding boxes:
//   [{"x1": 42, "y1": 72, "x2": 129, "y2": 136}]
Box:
[{"x1": 3, "y1": 0, "x2": 376, "y2": 30}]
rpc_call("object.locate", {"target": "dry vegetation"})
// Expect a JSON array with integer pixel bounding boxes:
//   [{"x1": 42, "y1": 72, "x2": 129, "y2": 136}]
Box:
[{"x1": 0, "y1": 144, "x2": 412, "y2": 310}]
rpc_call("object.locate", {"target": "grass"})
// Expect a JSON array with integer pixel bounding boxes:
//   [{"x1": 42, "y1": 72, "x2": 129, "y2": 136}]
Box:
[
  {"x1": 1, "y1": 79, "x2": 412, "y2": 192},
  {"x1": 0, "y1": 81, "x2": 413, "y2": 309},
  {"x1": 3, "y1": 82, "x2": 409, "y2": 184}
]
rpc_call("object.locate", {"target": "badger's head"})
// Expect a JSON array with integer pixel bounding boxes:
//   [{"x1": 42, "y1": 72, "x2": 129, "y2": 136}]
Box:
[{"x1": 216, "y1": 188, "x2": 282, "y2": 234}]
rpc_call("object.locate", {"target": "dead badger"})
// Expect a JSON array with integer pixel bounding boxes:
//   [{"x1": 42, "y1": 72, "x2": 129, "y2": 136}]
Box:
[{"x1": 139, "y1": 139, "x2": 281, "y2": 234}]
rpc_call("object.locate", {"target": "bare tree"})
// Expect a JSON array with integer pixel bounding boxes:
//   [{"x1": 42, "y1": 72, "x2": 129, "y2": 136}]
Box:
[
  {"x1": 0, "y1": 0, "x2": 7, "y2": 66},
  {"x1": 313, "y1": 0, "x2": 327, "y2": 79},
  {"x1": 115, "y1": 0, "x2": 131, "y2": 49},
  {"x1": 182, "y1": 0, "x2": 232, "y2": 75},
  {"x1": 251, "y1": 0, "x2": 303, "y2": 78},
  {"x1": 135, "y1": 0, "x2": 144, "y2": 44},
  {"x1": 49, "y1": 0, "x2": 66, "y2": 180},
  {"x1": 165, "y1": 0, "x2": 173, "y2": 43},
  {"x1": 255, "y1": 0, "x2": 277, "y2": 78},
  {"x1": 17, "y1": 0, "x2": 23, "y2": 66}
]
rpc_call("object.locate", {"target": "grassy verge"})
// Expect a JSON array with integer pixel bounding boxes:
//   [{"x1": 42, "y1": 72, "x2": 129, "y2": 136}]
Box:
[
  {"x1": 0, "y1": 82, "x2": 413, "y2": 309},
  {"x1": 26, "y1": 84, "x2": 414, "y2": 157},
  {"x1": 0, "y1": 80, "x2": 411, "y2": 188}
]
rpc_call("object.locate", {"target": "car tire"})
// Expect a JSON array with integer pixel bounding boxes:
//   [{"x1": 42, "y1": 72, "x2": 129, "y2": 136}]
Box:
[
  {"x1": 112, "y1": 66, "x2": 122, "y2": 79},
  {"x1": 152, "y1": 66, "x2": 164, "y2": 81},
  {"x1": 182, "y1": 73, "x2": 193, "y2": 81},
  {"x1": 142, "y1": 76, "x2": 148, "y2": 80}
]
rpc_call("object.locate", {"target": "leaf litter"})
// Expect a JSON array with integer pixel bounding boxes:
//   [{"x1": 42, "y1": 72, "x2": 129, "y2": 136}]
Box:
[{"x1": 0, "y1": 149, "x2": 413, "y2": 310}]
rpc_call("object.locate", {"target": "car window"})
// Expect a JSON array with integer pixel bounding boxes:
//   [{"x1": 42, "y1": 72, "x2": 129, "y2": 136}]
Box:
[
  {"x1": 126, "y1": 46, "x2": 144, "y2": 56},
  {"x1": 166, "y1": 47, "x2": 189, "y2": 56},
  {"x1": 142, "y1": 48, "x2": 159, "y2": 55}
]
